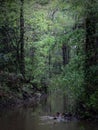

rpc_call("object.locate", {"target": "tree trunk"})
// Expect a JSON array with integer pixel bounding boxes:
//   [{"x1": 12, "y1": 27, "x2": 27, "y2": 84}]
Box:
[
  {"x1": 48, "y1": 50, "x2": 51, "y2": 78},
  {"x1": 84, "y1": 13, "x2": 97, "y2": 95},
  {"x1": 85, "y1": 17, "x2": 96, "y2": 67},
  {"x1": 20, "y1": 0, "x2": 25, "y2": 76},
  {"x1": 62, "y1": 44, "x2": 69, "y2": 66}
]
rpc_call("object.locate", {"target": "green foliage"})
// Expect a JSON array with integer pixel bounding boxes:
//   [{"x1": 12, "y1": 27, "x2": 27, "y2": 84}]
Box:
[
  {"x1": 36, "y1": 0, "x2": 50, "y2": 5},
  {"x1": 0, "y1": 0, "x2": 98, "y2": 118},
  {"x1": 89, "y1": 91, "x2": 98, "y2": 110}
]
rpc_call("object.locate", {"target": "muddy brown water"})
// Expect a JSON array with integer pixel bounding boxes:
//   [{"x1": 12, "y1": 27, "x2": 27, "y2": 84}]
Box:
[{"x1": 0, "y1": 91, "x2": 98, "y2": 130}]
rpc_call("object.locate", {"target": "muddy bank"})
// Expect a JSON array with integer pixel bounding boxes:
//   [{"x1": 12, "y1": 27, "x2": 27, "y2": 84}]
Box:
[
  {"x1": 0, "y1": 91, "x2": 46, "y2": 110},
  {"x1": 0, "y1": 72, "x2": 48, "y2": 109}
]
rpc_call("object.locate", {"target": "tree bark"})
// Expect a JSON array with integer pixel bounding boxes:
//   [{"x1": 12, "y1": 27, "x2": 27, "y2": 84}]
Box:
[
  {"x1": 62, "y1": 44, "x2": 69, "y2": 66},
  {"x1": 48, "y1": 50, "x2": 51, "y2": 78},
  {"x1": 84, "y1": 13, "x2": 97, "y2": 95},
  {"x1": 20, "y1": 0, "x2": 25, "y2": 76}
]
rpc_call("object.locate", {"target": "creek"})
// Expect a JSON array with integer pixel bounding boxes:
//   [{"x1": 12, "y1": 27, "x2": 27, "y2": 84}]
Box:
[{"x1": 0, "y1": 90, "x2": 98, "y2": 130}]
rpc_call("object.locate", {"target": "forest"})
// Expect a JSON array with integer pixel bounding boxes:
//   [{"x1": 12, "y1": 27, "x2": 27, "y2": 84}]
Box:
[{"x1": 0, "y1": 0, "x2": 98, "y2": 121}]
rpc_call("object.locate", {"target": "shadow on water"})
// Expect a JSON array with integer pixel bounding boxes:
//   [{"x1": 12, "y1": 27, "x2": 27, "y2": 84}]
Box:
[{"x1": 0, "y1": 90, "x2": 98, "y2": 130}]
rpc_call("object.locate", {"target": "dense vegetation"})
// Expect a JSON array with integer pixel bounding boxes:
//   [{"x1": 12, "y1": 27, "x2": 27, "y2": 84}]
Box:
[{"x1": 0, "y1": 0, "x2": 98, "y2": 119}]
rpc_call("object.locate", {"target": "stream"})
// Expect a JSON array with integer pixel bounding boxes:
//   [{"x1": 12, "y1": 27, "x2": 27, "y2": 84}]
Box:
[{"x1": 0, "y1": 90, "x2": 98, "y2": 130}]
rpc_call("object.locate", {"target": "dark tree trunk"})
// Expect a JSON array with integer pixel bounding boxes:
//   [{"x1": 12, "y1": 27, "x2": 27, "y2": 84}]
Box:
[
  {"x1": 84, "y1": 13, "x2": 97, "y2": 95},
  {"x1": 85, "y1": 17, "x2": 96, "y2": 67},
  {"x1": 20, "y1": 0, "x2": 25, "y2": 76},
  {"x1": 62, "y1": 44, "x2": 69, "y2": 66},
  {"x1": 16, "y1": 42, "x2": 20, "y2": 73},
  {"x1": 48, "y1": 50, "x2": 51, "y2": 78},
  {"x1": 76, "y1": 1, "x2": 98, "y2": 117}
]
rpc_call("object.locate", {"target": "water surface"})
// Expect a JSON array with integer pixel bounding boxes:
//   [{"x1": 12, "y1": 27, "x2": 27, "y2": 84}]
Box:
[{"x1": 0, "y1": 91, "x2": 98, "y2": 130}]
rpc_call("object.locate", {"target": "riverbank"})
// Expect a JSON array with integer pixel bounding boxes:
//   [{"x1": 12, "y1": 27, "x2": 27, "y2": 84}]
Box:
[
  {"x1": 0, "y1": 72, "x2": 46, "y2": 109},
  {"x1": 0, "y1": 71, "x2": 98, "y2": 122},
  {"x1": 0, "y1": 91, "x2": 98, "y2": 122},
  {"x1": 0, "y1": 92, "x2": 42, "y2": 110}
]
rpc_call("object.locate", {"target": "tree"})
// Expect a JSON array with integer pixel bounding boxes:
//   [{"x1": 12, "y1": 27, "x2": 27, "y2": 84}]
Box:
[
  {"x1": 0, "y1": 0, "x2": 20, "y2": 72},
  {"x1": 69, "y1": 0, "x2": 98, "y2": 116},
  {"x1": 62, "y1": 44, "x2": 69, "y2": 66},
  {"x1": 84, "y1": 0, "x2": 98, "y2": 91},
  {"x1": 83, "y1": 0, "x2": 98, "y2": 115},
  {"x1": 20, "y1": 0, "x2": 25, "y2": 76}
]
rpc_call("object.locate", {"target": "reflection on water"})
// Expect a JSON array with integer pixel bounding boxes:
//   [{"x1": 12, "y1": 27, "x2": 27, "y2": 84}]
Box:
[{"x1": 0, "y1": 90, "x2": 98, "y2": 130}]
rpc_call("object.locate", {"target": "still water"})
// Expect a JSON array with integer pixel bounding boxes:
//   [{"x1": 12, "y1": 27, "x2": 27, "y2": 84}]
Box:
[{"x1": 0, "y1": 91, "x2": 98, "y2": 130}]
